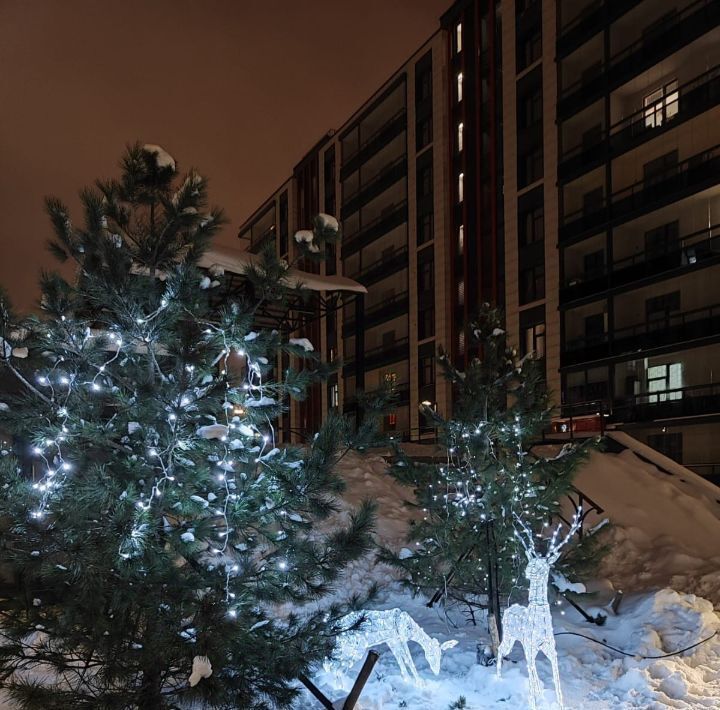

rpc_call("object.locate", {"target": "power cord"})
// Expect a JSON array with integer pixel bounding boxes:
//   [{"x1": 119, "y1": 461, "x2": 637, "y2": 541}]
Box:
[{"x1": 554, "y1": 630, "x2": 718, "y2": 659}]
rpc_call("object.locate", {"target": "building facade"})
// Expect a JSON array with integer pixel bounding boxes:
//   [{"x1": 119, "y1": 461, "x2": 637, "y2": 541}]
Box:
[
  {"x1": 238, "y1": 32, "x2": 452, "y2": 442},
  {"x1": 238, "y1": 0, "x2": 720, "y2": 480},
  {"x1": 553, "y1": 0, "x2": 720, "y2": 475}
]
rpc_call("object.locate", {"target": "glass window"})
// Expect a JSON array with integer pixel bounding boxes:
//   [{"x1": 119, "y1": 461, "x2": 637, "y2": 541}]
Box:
[
  {"x1": 458, "y1": 224, "x2": 464, "y2": 255},
  {"x1": 523, "y1": 322, "x2": 546, "y2": 358},
  {"x1": 458, "y1": 172, "x2": 464, "y2": 203},
  {"x1": 644, "y1": 80, "x2": 679, "y2": 128},
  {"x1": 647, "y1": 363, "x2": 683, "y2": 402},
  {"x1": 420, "y1": 355, "x2": 435, "y2": 386},
  {"x1": 457, "y1": 72, "x2": 463, "y2": 103},
  {"x1": 455, "y1": 23, "x2": 462, "y2": 53},
  {"x1": 329, "y1": 383, "x2": 339, "y2": 408},
  {"x1": 457, "y1": 122, "x2": 464, "y2": 152}
]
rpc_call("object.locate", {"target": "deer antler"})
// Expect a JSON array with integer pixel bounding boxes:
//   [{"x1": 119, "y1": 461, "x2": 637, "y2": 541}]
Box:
[
  {"x1": 513, "y1": 513, "x2": 538, "y2": 561},
  {"x1": 545, "y1": 507, "x2": 583, "y2": 564}
]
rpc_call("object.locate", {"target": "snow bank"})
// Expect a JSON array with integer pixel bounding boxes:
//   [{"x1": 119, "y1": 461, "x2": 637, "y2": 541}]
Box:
[{"x1": 296, "y1": 586, "x2": 720, "y2": 709}]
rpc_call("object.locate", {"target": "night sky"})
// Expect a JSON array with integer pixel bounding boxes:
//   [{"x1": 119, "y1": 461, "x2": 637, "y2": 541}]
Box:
[{"x1": 0, "y1": 0, "x2": 448, "y2": 310}]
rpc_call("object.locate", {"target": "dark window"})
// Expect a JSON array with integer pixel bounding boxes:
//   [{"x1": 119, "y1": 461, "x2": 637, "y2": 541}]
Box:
[
  {"x1": 643, "y1": 150, "x2": 678, "y2": 185},
  {"x1": 418, "y1": 257, "x2": 434, "y2": 293},
  {"x1": 419, "y1": 354, "x2": 435, "y2": 387},
  {"x1": 645, "y1": 221, "x2": 680, "y2": 258},
  {"x1": 418, "y1": 212, "x2": 434, "y2": 244},
  {"x1": 416, "y1": 150, "x2": 434, "y2": 245},
  {"x1": 519, "y1": 87, "x2": 542, "y2": 129},
  {"x1": 521, "y1": 205, "x2": 544, "y2": 246},
  {"x1": 585, "y1": 313, "x2": 605, "y2": 338},
  {"x1": 382, "y1": 330, "x2": 396, "y2": 348},
  {"x1": 583, "y1": 249, "x2": 605, "y2": 277},
  {"x1": 646, "y1": 291, "x2": 681, "y2": 323},
  {"x1": 520, "y1": 145, "x2": 543, "y2": 187},
  {"x1": 517, "y1": 28, "x2": 541, "y2": 71},
  {"x1": 419, "y1": 307, "x2": 435, "y2": 340},
  {"x1": 648, "y1": 432, "x2": 683, "y2": 462},
  {"x1": 583, "y1": 187, "x2": 604, "y2": 215},
  {"x1": 417, "y1": 115, "x2": 433, "y2": 150},
  {"x1": 518, "y1": 187, "x2": 544, "y2": 246},
  {"x1": 520, "y1": 263, "x2": 545, "y2": 304}
]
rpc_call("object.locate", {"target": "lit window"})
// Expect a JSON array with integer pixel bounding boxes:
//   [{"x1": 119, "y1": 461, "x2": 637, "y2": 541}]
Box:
[
  {"x1": 644, "y1": 80, "x2": 679, "y2": 128},
  {"x1": 458, "y1": 279, "x2": 465, "y2": 305},
  {"x1": 458, "y1": 172, "x2": 464, "y2": 203},
  {"x1": 456, "y1": 23, "x2": 462, "y2": 53},
  {"x1": 457, "y1": 72, "x2": 463, "y2": 102},
  {"x1": 330, "y1": 383, "x2": 339, "y2": 408},
  {"x1": 457, "y1": 122, "x2": 464, "y2": 152},
  {"x1": 647, "y1": 363, "x2": 683, "y2": 402},
  {"x1": 458, "y1": 224, "x2": 464, "y2": 255}
]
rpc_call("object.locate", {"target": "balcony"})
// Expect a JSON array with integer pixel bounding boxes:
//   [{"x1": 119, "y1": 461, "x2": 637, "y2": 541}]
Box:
[
  {"x1": 558, "y1": 0, "x2": 720, "y2": 119},
  {"x1": 341, "y1": 201, "x2": 408, "y2": 258},
  {"x1": 564, "y1": 301, "x2": 720, "y2": 365},
  {"x1": 341, "y1": 155, "x2": 408, "y2": 216},
  {"x1": 341, "y1": 108, "x2": 407, "y2": 176},
  {"x1": 342, "y1": 337, "x2": 410, "y2": 375},
  {"x1": 561, "y1": 224, "x2": 720, "y2": 304},
  {"x1": 557, "y1": 0, "x2": 642, "y2": 58},
  {"x1": 342, "y1": 290, "x2": 409, "y2": 336},
  {"x1": 613, "y1": 382, "x2": 720, "y2": 422},
  {"x1": 560, "y1": 144, "x2": 720, "y2": 243},
  {"x1": 347, "y1": 246, "x2": 409, "y2": 287},
  {"x1": 559, "y1": 64, "x2": 720, "y2": 182}
]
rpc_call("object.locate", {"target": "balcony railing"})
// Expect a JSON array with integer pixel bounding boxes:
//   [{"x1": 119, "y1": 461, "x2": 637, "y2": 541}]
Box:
[
  {"x1": 343, "y1": 382, "x2": 410, "y2": 410},
  {"x1": 564, "y1": 301, "x2": 720, "y2": 365},
  {"x1": 558, "y1": 0, "x2": 719, "y2": 116},
  {"x1": 342, "y1": 108, "x2": 407, "y2": 167},
  {"x1": 343, "y1": 337, "x2": 410, "y2": 372},
  {"x1": 346, "y1": 246, "x2": 409, "y2": 286},
  {"x1": 342, "y1": 155, "x2": 407, "y2": 207},
  {"x1": 342, "y1": 290, "x2": 409, "y2": 334},
  {"x1": 613, "y1": 381, "x2": 720, "y2": 422},
  {"x1": 561, "y1": 224, "x2": 720, "y2": 302},
  {"x1": 561, "y1": 144, "x2": 720, "y2": 241},
  {"x1": 559, "y1": 64, "x2": 720, "y2": 179},
  {"x1": 341, "y1": 201, "x2": 408, "y2": 257}
]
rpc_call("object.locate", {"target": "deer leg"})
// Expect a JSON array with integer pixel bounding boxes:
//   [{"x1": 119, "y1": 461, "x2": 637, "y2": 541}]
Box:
[
  {"x1": 387, "y1": 641, "x2": 411, "y2": 682},
  {"x1": 526, "y1": 649, "x2": 542, "y2": 710},
  {"x1": 495, "y1": 634, "x2": 515, "y2": 678},
  {"x1": 546, "y1": 643, "x2": 564, "y2": 710},
  {"x1": 395, "y1": 641, "x2": 423, "y2": 685}
]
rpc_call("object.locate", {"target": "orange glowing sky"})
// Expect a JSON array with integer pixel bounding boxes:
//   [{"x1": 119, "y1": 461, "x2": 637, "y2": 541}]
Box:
[{"x1": 0, "y1": 0, "x2": 448, "y2": 310}]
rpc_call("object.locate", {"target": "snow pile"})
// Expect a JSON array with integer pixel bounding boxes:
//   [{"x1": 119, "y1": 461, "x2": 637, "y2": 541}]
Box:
[
  {"x1": 142, "y1": 143, "x2": 176, "y2": 171},
  {"x1": 297, "y1": 586, "x2": 720, "y2": 709},
  {"x1": 574, "y1": 446, "x2": 720, "y2": 605}
]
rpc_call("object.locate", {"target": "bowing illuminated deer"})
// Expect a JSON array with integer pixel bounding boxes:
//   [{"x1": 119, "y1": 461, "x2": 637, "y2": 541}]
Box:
[
  {"x1": 496, "y1": 510, "x2": 582, "y2": 710},
  {"x1": 325, "y1": 608, "x2": 457, "y2": 687}
]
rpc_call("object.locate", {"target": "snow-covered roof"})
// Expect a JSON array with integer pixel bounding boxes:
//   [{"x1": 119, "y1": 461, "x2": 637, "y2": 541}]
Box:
[{"x1": 198, "y1": 246, "x2": 367, "y2": 294}]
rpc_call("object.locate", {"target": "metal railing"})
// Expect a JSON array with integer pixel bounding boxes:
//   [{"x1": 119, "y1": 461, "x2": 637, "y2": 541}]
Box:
[
  {"x1": 563, "y1": 224, "x2": 720, "y2": 289},
  {"x1": 562, "y1": 143, "x2": 720, "y2": 229},
  {"x1": 561, "y1": 64, "x2": 720, "y2": 164},
  {"x1": 342, "y1": 155, "x2": 407, "y2": 205},
  {"x1": 342, "y1": 201, "x2": 407, "y2": 246},
  {"x1": 346, "y1": 245, "x2": 409, "y2": 283},
  {"x1": 342, "y1": 107, "x2": 407, "y2": 165}
]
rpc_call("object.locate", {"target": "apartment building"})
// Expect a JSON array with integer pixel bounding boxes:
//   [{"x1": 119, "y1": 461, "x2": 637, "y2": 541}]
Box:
[
  {"x1": 553, "y1": 0, "x2": 720, "y2": 476},
  {"x1": 238, "y1": 0, "x2": 720, "y2": 480},
  {"x1": 237, "y1": 32, "x2": 451, "y2": 441}
]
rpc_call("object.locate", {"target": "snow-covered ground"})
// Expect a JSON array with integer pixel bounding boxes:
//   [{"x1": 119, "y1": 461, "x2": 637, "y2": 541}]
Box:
[{"x1": 293, "y1": 444, "x2": 720, "y2": 709}]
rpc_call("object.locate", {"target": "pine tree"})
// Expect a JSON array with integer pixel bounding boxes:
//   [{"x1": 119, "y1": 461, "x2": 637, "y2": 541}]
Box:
[
  {"x1": 383, "y1": 305, "x2": 602, "y2": 629},
  {"x1": 0, "y1": 143, "x2": 375, "y2": 709}
]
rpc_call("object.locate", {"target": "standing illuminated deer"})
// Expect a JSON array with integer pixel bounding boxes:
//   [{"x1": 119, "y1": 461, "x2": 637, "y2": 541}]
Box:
[{"x1": 496, "y1": 510, "x2": 582, "y2": 710}]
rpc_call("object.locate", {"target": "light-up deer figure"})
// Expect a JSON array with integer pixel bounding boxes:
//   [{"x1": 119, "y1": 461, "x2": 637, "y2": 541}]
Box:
[
  {"x1": 496, "y1": 509, "x2": 582, "y2": 710},
  {"x1": 325, "y1": 609, "x2": 457, "y2": 687}
]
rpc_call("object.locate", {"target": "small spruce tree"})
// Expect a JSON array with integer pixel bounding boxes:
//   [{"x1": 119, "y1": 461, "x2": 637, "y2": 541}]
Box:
[
  {"x1": 0, "y1": 144, "x2": 375, "y2": 708},
  {"x1": 383, "y1": 305, "x2": 601, "y2": 634}
]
